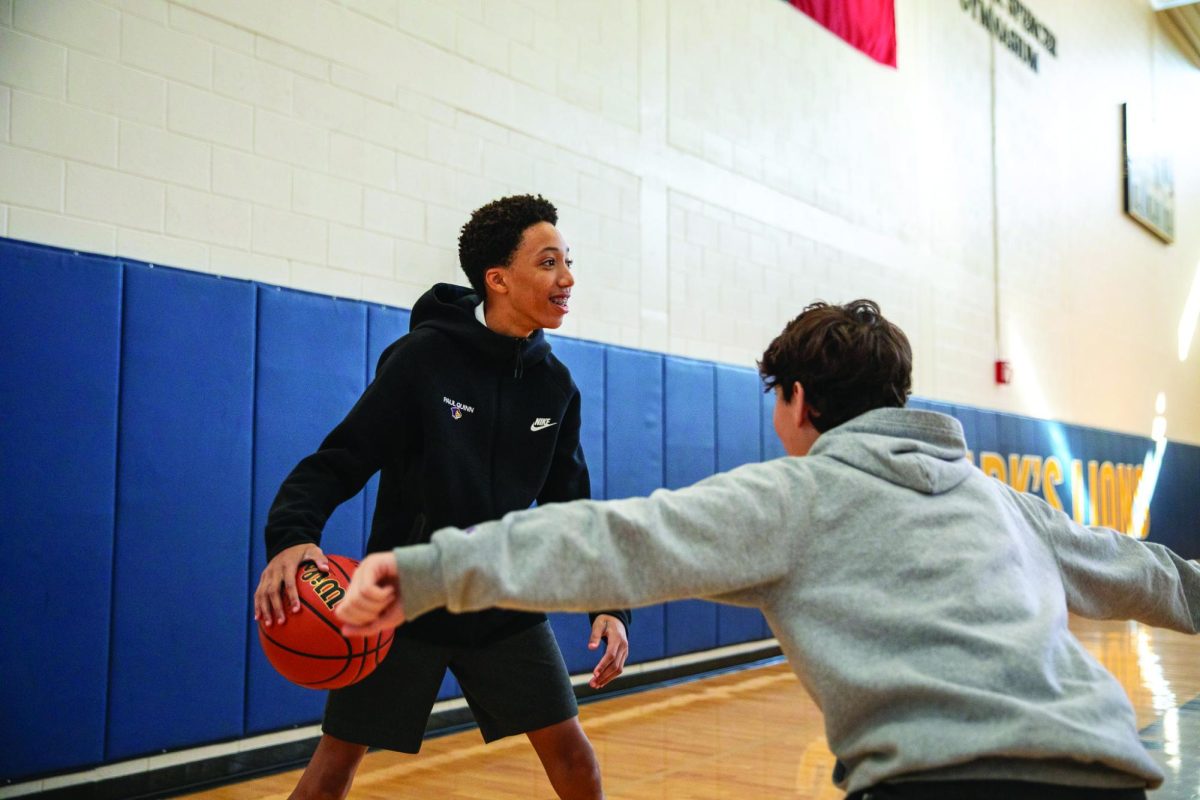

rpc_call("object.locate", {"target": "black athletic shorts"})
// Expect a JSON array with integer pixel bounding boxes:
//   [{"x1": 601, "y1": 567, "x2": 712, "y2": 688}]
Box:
[{"x1": 322, "y1": 620, "x2": 578, "y2": 753}]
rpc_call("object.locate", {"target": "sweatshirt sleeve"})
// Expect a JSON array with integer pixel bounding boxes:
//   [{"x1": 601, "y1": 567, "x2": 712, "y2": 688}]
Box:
[
  {"x1": 1014, "y1": 489, "x2": 1200, "y2": 634},
  {"x1": 264, "y1": 341, "x2": 411, "y2": 560},
  {"x1": 393, "y1": 459, "x2": 797, "y2": 622}
]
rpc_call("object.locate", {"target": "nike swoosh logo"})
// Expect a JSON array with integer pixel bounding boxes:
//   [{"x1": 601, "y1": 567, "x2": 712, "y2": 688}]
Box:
[{"x1": 530, "y1": 419, "x2": 558, "y2": 432}]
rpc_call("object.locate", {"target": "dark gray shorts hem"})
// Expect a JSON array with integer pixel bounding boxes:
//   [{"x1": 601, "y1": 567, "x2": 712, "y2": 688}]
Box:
[{"x1": 320, "y1": 620, "x2": 578, "y2": 753}]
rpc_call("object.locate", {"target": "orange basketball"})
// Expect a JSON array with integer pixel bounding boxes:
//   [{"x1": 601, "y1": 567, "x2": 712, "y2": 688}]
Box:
[{"x1": 258, "y1": 554, "x2": 394, "y2": 690}]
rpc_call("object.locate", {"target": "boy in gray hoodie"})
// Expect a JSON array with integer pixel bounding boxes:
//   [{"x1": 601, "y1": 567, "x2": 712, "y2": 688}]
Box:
[{"x1": 338, "y1": 299, "x2": 1199, "y2": 799}]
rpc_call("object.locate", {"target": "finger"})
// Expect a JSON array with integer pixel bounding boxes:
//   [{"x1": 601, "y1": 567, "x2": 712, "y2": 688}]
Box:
[
  {"x1": 253, "y1": 576, "x2": 267, "y2": 622},
  {"x1": 587, "y1": 618, "x2": 608, "y2": 650},
  {"x1": 337, "y1": 588, "x2": 366, "y2": 624},
  {"x1": 363, "y1": 553, "x2": 398, "y2": 587},
  {"x1": 590, "y1": 662, "x2": 618, "y2": 689},
  {"x1": 362, "y1": 582, "x2": 395, "y2": 603},
  {"x1": 339, "y1": 584, "x2": 394, "y2": 623},
  {"x1": 306, "y1": 545, "x2": 329, "y2": 572},
  {"x1": 340, "y1": 560, "x2": 397, "y2": 625},
  {"x1": 593, "y1": 650, "x2": 626, "y2": 688},
  {"x1": 280, "y1": 558, "x2": 304, "y2": 617},
  {"x1": 341, "y1": 621, "x2": 383, "y2": 637},
  {"x1": 596, "y1": 640, "x2": 627, "y2": 683},
  {"x1": 337, "y1": 599, "x2": 370, "y2": 625},
  {"x1": 255, "y1": 583, "x2": 277, "y2": 625},
  {"x1": 592, "y1": 650, "x2": 614, "y2": 678},
  {"x1": 265, "y1": 569, "x2": 289, "y2": 624},
  {"x1": 340, "y1": 598, "x2": 405, "y2": 637},
  {"x1": 253, "y1": 585, "x2": 269, "y2": 625}
]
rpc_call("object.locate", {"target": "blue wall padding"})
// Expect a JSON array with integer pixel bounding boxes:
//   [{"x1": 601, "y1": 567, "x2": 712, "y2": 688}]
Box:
[
  {"x1": 547, "y1": 612, "x2": 602, "y2": 674},
  {"x1": 952, "y1": 405, "x2": 980, "y2": 453},
  {"x1": 438, "y1": 670, "x2": 460, "y2": 701},
  {"x1": 716, "y1": 366, "x2": 762, "y2": 471},
  {"x1": 6, "y1": 236, "x2": 1200, "y2": 782},
  {"x1": 997, "y1": 414, "x2": 1023, "y2": 466},
  {"x1": 549, "y1": 335, "x2": 607, "y2": 499},
  {"x1": 1151, "y1": 443, "x2": 1200, "y2": 557},
  {"x1": 664, "y1": 357, "x2": 717, "y2": 487},
  {"x1": 245, "y1": 287, "x2": 368, "y2": 735},
  {"x1": 604, "y1": 347, "x2": 665, "y2": 661},
  {"x1": 545, "y1": 336, "x2": 612, "y2": 673},
  {"x1": 0, "y1": 241, "x2": 120, "y2": 777},
  {"x1": 605, "y1": 347, "x2": 664, "y2": 499},
  {"x1": 975, "y1": 407, "x2": 999, "y2": 460},
  {"x1": 363, "y1": 306, "x2": 411, "y2": 553},
  {"x1": 761, "y1": 390, "x2": 787, "y2": 460},
  {"x1": 664, "y1": 358, "x2": 719, "y2": 655},
  {"x1": 107, "y1": 263, "x2": 256, "y2": 760},
  {"x1": 714, "y1": 365, "x2": 770, "y2": 645}
]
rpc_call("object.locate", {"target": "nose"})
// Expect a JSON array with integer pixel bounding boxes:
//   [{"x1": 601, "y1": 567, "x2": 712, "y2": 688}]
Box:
[{"x1": 558, "y1": 264, "x2": 574, "y2": 288}]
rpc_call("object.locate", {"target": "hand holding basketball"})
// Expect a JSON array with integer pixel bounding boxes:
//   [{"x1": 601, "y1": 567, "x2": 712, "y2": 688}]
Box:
[
  {"x1": 254, "y1": 542, "x2": 329, "y2": 626},
  {"x1": 258, "y1": 555, "x2": 394, "y2": 689},
  {"x1": 338, "y1": 552, "x2": 407, "y2": 636}
]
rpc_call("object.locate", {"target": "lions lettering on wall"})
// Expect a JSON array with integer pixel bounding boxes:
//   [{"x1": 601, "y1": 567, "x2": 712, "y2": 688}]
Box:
[{"x1": 969, "y1": 450, "x2": 1149, "y2": 536}]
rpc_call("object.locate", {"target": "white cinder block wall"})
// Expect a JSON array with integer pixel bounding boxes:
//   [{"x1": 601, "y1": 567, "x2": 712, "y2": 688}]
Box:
[{"x1": 1, "y1": 0, "x2": 1198, "y2": 443}]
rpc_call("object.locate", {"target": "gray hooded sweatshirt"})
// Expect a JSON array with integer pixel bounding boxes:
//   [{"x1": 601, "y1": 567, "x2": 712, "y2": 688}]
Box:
[{"x1": 393, "y1": 408, "x2": 1200, "y2": 793}]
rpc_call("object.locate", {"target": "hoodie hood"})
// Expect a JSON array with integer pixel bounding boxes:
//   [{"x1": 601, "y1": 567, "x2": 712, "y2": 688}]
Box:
[
  {"x1": 409, "y1": 283, "x2": 550, "y2": 374},
  {"x1": 809, "y1": 407, "x2": 972, "y2": 495}
]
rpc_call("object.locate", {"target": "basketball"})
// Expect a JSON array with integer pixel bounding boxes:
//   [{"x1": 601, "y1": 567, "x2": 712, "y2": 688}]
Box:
[{"x1": 258, "y1": 555, "x2": 394, "y2": 690}]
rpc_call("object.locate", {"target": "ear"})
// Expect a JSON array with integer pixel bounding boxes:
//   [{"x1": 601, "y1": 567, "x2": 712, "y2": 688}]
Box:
[
  {"x1": 483, "y1": 265, "x2": 510, "y2": 296},
  {"x1": 788, "y1": 381, "x2": 809, "y2": 428}
]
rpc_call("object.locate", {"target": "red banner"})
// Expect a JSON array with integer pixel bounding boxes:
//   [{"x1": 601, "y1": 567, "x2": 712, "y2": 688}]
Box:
[{"x1": 788, "y1": 0, "x2": 897, "y2": 68}]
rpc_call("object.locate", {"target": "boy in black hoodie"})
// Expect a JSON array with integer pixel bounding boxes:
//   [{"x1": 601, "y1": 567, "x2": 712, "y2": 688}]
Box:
[{"x1": 254, "y1": 195, "x2": 630, "y2": 800}]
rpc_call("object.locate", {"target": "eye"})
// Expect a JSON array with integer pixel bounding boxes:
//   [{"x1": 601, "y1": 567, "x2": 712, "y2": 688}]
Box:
[
  {"x1": 541, "y1": 258, "x2": 556, "y2": 268},
  {"x1": 565, "y1": 258, "x2": 574, "y2": 269}
]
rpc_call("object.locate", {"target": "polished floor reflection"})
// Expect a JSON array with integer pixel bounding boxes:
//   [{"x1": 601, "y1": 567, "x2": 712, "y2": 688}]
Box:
[
  {"x1": 1073, "y1": 619, "x2": 1200, "y2": 797},
  {"x1": 184, "y1": 617, "x2": 1200, "y2": 799}
]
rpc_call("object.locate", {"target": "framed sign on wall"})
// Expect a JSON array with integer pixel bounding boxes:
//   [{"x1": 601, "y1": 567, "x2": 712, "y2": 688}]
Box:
[{"x1": 1121, "y1": 102, "x2": 1175, "y2": 243}]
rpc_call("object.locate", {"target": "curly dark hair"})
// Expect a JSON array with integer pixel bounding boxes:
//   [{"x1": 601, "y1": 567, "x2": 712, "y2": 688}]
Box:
[
  {"x1": 758, "y1": 299, "x2": 912, "y2": 433},
  {"x1": 457, "y1": 194, "x2": 559, "y2": 296}
]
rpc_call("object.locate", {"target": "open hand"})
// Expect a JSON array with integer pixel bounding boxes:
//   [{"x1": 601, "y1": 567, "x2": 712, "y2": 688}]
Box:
[
  {"x1": 253, "y1": 542, "x2": 329, "y2": 627},
  {"x1": 587, "y1": 614, "x2": 629, "y2": 689}
]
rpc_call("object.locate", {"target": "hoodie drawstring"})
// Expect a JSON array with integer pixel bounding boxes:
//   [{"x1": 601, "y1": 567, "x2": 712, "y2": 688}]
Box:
[{"x1": 512, "y1": 338, "x2": 524, "y2": 379}]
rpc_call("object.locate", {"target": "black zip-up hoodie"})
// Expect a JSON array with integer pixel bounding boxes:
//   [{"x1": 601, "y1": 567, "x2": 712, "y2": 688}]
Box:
[{"x1": 265, "y1": 283, "x2": 630, "y2": 644}]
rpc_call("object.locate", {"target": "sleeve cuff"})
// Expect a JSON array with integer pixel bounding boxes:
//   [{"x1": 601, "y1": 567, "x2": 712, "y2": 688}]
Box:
[
  {"x1": 392, "y1": 543, "x2": 445, "y2": 620},
  {"x1": 588, "y1": 609, "x2": 632, "y2": 630},
  {"x1": 265, "y1": 533, "x2": 319, "y2": 562}
]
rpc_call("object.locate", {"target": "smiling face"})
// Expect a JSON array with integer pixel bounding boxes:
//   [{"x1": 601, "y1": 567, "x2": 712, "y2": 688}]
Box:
[{"x1": 483, "y1": 221, "x2": 574, "y2": 337}]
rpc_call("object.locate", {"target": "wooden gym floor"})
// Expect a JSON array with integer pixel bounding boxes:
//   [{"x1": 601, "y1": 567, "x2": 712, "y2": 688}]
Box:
[{"x1": 183, "y1": 617, "x2": 1200, "y2": 799}]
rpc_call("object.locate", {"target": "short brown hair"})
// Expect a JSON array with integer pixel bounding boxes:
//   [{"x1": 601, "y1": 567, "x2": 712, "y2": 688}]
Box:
[
  {"x1": 758, "y1": 299, "x2": 912, "y2": 433},
  {"x1": 458, "y1": 194, "x2": 558, "y2": 297}
]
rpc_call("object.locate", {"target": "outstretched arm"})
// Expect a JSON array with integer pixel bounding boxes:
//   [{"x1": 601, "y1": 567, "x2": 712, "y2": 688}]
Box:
[
  {"x1": 340, "y1": 459, "x2": 800, "y2": 634},
  {"x1": 1014, "y1": 488, "x2": 1200, "y2": 633}
]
